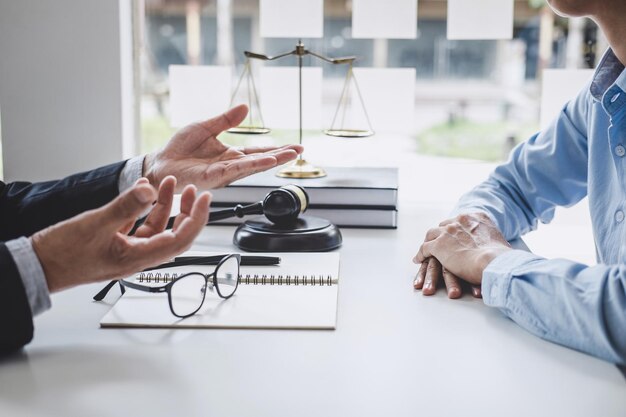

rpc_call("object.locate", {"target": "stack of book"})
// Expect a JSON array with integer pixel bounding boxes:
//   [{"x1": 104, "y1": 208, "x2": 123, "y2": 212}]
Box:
[{"x1": 209, "y1": 166, "x2": 399, "y2": 229}]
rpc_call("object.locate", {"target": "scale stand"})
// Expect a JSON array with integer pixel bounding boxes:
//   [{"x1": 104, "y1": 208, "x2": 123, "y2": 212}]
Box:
[{"x1": 228, "y1": 40, "x2": 375, "y2": 178}]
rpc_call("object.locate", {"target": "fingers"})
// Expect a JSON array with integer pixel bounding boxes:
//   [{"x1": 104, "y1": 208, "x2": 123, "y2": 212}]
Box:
[
  {"x1": 233, "y1": 145, "x2": 301, "y2": 166},
  {"x1": 125, "y1": 192, "x2": 211, "y2": 265},
  {"x1": 421, "y1": 257, "x2": 442, "y2": 296},
  {"x1": 439, "y1": 218, "x2": 455, "y2": 227},
  {"x1": 172, "y1": 191, "x2": 211, "y2": 241},
  {"x1": 413, "y1": 260, "x2": 469, "y2": 300},
  {"x1": 238, "y1": 144, "x2": 304, "y2": 156},
  {"x1": 413, "y1": 226, "x2": 444, "y2": 264},
  {"x1": 173, "y1": 184, "x2": 198, "y2": 230},
  {"x1": 471, "y1": 285, "x2": 482, "y2": 298},
  {"x1": 207, "y1": 155, "x2": 280, "y2": 187},
  {"x1": 413, "y1": 239, "x2": 436, "y2": 264},
  {"x1": 99, "y1": 183, "x2": 156, "y2": 231},
  {"x1": 442, "y1": 268, "x2": 462, "y2": 299},
  {"x1": 201, "y1": 104, "x2": 249, "y2": 137},
  {"x1": 424, "y1": 227, "x2": 444, "y2": 243},
  {"x1": 133, "y1": 176, "x2": 177, "y2": 238},
  {"x1": 271, "y1": 149, "x2": 300, "y2": 165},
  {"x1": 413, "y1": 260, "x2": 428, "y2": 289},
  {"x1": 230, "y1": 149, "x2": 300, "y2": 175}
]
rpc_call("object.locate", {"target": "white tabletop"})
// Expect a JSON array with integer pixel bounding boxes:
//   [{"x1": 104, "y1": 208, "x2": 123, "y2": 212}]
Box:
[{"x1": 0, "y1": 199, "x2": 624, "y2": 417}]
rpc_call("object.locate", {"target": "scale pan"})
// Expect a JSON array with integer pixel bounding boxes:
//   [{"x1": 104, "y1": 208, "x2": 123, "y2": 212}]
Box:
[
  {"x1": 227, "y1": 126, "x2": 271, "y2": 135},
  {"x1": 323, "y1": 129, "x2": 374, "y2": 138}
]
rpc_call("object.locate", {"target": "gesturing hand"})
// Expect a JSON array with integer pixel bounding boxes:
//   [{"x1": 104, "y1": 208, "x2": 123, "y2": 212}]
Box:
[
  {"x1": 32, "y1": 176, "x2": 210, "y2": 292},
  {"x1": 143, "y1": 104, "x2": 304, "y2": 191},
  {"x1": 413, "y1": 212, "x2": 512, "y2": 288}
]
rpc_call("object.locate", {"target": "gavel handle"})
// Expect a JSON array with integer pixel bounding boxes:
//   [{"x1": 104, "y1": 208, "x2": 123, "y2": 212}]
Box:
[{"x1": 128, "y1": 202, "x2": 263, "y2": 235}]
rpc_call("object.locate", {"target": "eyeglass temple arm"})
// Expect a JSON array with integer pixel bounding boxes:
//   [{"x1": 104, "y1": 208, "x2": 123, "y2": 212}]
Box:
[
  {"x1": 120, "y1": 279, "x2": 167, "y2": 293},
  {"x1": 93, "y1": 255, "x2": 225, "y2": 299},
  {"x1": 93, "y1": 280, "x2": 125, "y2": 301}
]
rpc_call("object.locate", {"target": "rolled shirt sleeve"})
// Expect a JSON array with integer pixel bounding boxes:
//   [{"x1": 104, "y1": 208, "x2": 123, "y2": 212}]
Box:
[
  {"x1": 483, "y1": 250, "x2": 626, "y2": 365},
  {"x1": 5, "y1": 237, "x2": 51, "y2": 316},
  {"x1": 117, "y1": 155, "x2": 145, "y2": 193}
]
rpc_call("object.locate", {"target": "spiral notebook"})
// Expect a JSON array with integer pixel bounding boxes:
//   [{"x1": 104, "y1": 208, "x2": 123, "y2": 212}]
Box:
[{"x1": 100, "y1": 252, "x2": 340, "y2": 330}]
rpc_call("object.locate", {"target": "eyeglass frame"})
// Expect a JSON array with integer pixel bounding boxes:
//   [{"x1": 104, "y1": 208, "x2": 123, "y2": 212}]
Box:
[{"x1": 119, "y1": 253, "x2": 241, "y2": 319}]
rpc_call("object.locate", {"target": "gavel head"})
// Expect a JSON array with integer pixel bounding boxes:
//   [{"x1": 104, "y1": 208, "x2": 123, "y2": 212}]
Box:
[{"x1": 262, "y1": 185, "x2": 309, "y2": 226}]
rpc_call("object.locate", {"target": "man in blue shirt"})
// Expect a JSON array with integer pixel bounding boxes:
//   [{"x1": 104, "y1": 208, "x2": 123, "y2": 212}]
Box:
[{"x1": 414, "y1": 0, "x2": 626, "y2": 365}]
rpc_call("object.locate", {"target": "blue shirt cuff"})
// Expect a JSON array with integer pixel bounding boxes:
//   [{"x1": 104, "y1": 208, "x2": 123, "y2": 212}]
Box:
[
  {"x1": 117, "y1": 155, "x2": 145, "y2": 193},
  {"x1": 482, "y1": 250, "x2": 544, "y2": 308},
  {"x1": 5, "y1": 237, "x2": 52, "y2": 316}
]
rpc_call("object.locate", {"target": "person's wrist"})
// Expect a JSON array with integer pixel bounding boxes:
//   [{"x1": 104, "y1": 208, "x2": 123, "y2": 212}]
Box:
[
  {"x1": 474, "y1": 248, "x2": 511, "y2": 282},
  {"x1": 142, "y1": 151, "x2": 160, "y2": 188},
  {"x1": 30, "y1": 231, "x2": 64, "y2": 292}
]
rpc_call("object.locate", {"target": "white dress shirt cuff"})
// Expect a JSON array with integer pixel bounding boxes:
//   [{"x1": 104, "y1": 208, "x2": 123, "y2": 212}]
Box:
[
  {"x1": 6, "y1": 237, "x2": 52, "y2": 316},
  {"x1": 118, "y1": 155, "x2": 146, "y2": 193}
]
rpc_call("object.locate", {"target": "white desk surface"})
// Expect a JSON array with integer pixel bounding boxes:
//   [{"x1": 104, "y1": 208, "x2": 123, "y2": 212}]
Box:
[{"x1": 0, "y1": 199, "x2": 624, "y2": 417}]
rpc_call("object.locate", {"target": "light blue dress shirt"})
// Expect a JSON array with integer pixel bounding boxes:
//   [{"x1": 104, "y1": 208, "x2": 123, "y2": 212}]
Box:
[
  {"x1": 5, "y1": 155, "x2": 144, "y2": 317},
  {"x1": 454, "y1": 49, "x2": 626, "y2": 365}
]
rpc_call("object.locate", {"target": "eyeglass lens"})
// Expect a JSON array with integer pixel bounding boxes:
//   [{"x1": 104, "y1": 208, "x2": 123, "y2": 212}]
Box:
[
  {"x1": 169, "y1": 272, "x2": 207, "y2": 317},
  {"x1": 215, "y1": 255, "x2": 239, "y2": 298}
]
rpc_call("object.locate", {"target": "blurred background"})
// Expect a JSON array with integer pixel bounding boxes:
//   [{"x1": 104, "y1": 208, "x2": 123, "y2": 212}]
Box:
[
  {"x1": 137, "y1": 0, "x2": 603, "y2": 160},
  {"x1": 0, "y1": 0, "x2": 601, "y2": 263}
]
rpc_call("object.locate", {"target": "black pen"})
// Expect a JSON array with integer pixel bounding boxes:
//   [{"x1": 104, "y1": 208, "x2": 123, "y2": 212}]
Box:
[
  {"x1": 175, "y1": 255, "x2": 281, "y2": 266},
  {"x1": 144, "y1": 255, "x2": 281, "y2": 272}
]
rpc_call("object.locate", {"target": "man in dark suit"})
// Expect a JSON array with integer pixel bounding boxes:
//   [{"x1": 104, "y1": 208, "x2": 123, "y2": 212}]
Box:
[{"x1": 0, "y1": 105, "x2": 302, "y2": 354}]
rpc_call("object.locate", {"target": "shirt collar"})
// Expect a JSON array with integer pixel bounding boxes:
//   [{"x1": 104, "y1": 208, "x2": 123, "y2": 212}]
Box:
[{"x1": 590, "y1": 48, "x2": 626, "y2": 101}]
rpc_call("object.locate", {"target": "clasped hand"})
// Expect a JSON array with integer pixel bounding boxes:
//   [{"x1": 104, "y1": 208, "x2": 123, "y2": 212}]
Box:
[{"x1": 413, "y1": 212, "x2": 512, "y2": 299}]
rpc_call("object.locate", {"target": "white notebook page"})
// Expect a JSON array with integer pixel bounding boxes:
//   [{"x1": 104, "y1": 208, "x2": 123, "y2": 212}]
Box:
[{"x1": 100, "y1": 252, "x2": 340, "y2": 330}]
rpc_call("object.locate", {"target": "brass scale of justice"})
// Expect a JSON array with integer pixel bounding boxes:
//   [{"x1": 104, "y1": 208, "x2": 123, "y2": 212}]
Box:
[
  {"x1": 224, "y1": 40, "x2": 375, "y2": 252},
  {"x1": 228, "y1": 40, "x2": 374, "y2": 178}
]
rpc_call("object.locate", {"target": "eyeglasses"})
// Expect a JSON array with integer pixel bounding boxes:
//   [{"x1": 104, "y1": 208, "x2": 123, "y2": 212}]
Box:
[{"x1": 96, "y1": 254, "x2": 240, "y2": 319}]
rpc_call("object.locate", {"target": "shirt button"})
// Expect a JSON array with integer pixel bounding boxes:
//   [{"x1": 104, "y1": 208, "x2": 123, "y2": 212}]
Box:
[
  {"x1": 616, "y1": 210, "x2": 625, "y2": 223},
  {"x1": 611, "y1": 92, "x2": 621, "y2": 103},
  {"x1": 615, "y1": 145, "x2": 626, "y2": 157}
]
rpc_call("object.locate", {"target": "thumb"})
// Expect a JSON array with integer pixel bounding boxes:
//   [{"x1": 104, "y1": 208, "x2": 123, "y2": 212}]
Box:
[
  {"x1": 99, "y1": 184, "x2": 156, "y2": 231},
  {"x1": 200, "y1": 104, "x2": 248, "y2": 136}
]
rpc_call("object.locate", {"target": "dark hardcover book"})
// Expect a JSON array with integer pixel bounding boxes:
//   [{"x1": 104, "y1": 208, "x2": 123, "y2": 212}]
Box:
[
  {"x1": 209, "y1": 203, "x2": 398, "y2": 229},
  {"x1": 210, "y1": 166, "x2": 399, "y2": 207}
]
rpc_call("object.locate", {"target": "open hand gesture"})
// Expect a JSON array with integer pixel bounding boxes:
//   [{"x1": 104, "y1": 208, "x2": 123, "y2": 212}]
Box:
[
  {"x1": 143, "y1": 105, "x2": 303, "y2": 191},
  {"x1": 32, "y1": 176, "x2": 209, "y2": 292}
]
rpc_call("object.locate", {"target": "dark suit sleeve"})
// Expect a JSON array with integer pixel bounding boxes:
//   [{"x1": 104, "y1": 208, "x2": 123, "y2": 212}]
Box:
[
  {"x1": 0, "y1": 161, "x2": 127, "y2": 354},
  {"x1": 0, "y1": 243, "x2": 33, "y2": 355},
  {"x1": 0, "y1": 161, "x2": 127, "y2": 241}
]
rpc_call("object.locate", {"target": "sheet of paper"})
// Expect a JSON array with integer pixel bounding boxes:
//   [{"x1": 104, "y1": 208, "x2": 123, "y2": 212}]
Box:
[
  {"x1": 540, "y1": 68, "x2": 594, "y2": 129},
  {"x1": 259, "y1": 0, "x2": 323, "y2": 38},
  {"x1": 169, "y1": 65, "x2": 232, "y2": 128},
  {"x1": 260, "y1": 66, "x2": 322, "y2": 130},
  {"x1": 447, "y1": 0, "x2": 514, "y2": 40},
  {"x1": 347, "y1": 68, "x2": 415, "y2": 133},
  {"x1": 352, "y1": 0, "x2": 417, "y2": 39}
]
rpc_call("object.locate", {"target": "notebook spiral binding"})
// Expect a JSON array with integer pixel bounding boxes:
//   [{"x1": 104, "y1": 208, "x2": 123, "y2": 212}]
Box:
[{"x1": 137, "y1": 272, "x2": 335, "y2": 286}]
